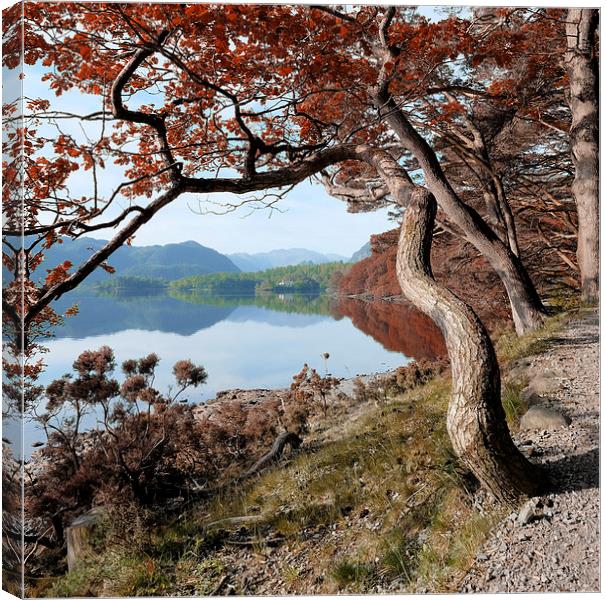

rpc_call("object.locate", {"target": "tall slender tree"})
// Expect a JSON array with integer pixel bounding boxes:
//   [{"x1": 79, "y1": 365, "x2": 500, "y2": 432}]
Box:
[{"x1": 565, "y1": 8, "x2": 599, "y2": 304}]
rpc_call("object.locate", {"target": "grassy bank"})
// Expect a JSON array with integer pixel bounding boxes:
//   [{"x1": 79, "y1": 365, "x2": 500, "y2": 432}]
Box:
[{"x1": 39, "y1": 305, "x2": 578, "y2": 597}]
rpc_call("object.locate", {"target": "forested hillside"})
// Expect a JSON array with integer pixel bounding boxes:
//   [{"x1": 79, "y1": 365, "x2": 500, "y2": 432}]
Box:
[{"x1": 170, "y1": 262, "x2": 349, "y2": 294}]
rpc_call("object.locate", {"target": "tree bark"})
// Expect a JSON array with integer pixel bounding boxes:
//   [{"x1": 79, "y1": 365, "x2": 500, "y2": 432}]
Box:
[
  {"x1": 565, "y1": 9, "x2": 599, "y2": 304},
  {"x1": 376, "y1": 95, "x2": 547, "y2": 334},
  {"x1": 393, "y1": 186, "x2": 544, "y2": 503}
]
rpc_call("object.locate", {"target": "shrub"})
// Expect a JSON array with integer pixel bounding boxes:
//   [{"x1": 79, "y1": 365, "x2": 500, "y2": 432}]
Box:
[{"x1": 395, "y1": 358, "x2": 449, "y2": 392}]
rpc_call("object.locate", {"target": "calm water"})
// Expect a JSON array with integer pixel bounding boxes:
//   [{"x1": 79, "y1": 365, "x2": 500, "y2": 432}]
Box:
[{"x1": 14, "y1": 291, "x2": 446, "y2": 456}]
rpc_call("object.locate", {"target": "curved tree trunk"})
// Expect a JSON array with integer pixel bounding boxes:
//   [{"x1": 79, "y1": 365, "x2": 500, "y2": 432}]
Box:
[
  {"x1": 395, "y1": 188, "x2": 545, "y2": 503},
  {"x1": 377, "y1": 95, "x2": 547, "y2": 334},
  {"x1": 565, "y1": 9, "x2": 599, "y2": 304},
  {"x1": 354, "y1": 146, "x2": 544, "y2": 502}
]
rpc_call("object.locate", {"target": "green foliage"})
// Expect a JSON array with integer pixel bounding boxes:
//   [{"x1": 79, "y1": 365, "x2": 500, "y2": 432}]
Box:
[
  {"x1": 501, "y1": 381, "x2": 528, "y2": 427},
  {"x1": 169, "y1": 261, "x2": 348, "y2": 294}
]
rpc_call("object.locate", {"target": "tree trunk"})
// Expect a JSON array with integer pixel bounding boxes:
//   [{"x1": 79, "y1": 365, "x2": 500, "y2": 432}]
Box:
[
  {"x1": 565, "y1": 9, "x2": 599, "y2": 304},
  {"x1": 377, "y1": 96, "x2": 547, "y2": 334},
  {"x1": 394, "y1": 187, "x2": 544, "y2": 504}
]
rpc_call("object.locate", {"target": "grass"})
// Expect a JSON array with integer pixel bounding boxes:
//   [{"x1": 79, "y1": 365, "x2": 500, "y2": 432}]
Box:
[
  {"x1": 332, "y1": 559, "x2": 380, "y2": 591},
  {"x1": 42, "y1": 375, "x2": 477, "y2": 596},
  {"x1": 495, "y1": 309, "x2": 573, "y2": 364},
  {"x1": 46, "y1": 553, "x2": 173, "y2": 598},
  {"x1": 501, "y1": 380, "x2": 528, "y2": 428},
  {"x1": 186, "y1": 376, "x2": 497, "y2": 593}
]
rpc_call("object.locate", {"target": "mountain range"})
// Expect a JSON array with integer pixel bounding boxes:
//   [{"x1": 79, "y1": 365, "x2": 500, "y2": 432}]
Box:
[
  {"x1": 28, "y1": 237, "x2": 240, "y2": 283},
  {"x1": 13, "y1": 238, "x2": 371, "y2": 284},
  {"x1": 228, "y1": 248, "x2": 350, "y2": 272},
  {"x1": 350, "y1": 242, "x2": 371, "y2": 263}
]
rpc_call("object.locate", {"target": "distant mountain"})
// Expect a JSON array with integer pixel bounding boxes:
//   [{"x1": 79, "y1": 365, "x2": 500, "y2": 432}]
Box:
[
  {"x1": 30, "y1": 237, "x2": 240, "y2": 283},
  {"x1": 351, "y1": 242, "x2": 371, "y2": 263},
  {"x1": 228, "y1": 248, "x2": 349, "y2": 272}
]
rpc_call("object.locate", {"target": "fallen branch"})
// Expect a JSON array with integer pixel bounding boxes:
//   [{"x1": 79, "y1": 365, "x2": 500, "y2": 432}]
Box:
[
  {"x1": 240, "y1": 431, "x2": 302, "y2": 479},
  {"x1": 211, "y1": 575, "x2": 229, "y2": 596}
]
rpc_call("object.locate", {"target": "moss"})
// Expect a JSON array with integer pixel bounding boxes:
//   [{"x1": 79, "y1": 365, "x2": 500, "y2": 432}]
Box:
[
  {"x1": 45, "y1": 552, "x2": 173, "y2": 597},
  {"x1": 45, "y1": 564, "x2": 100, "y2": 598},
  {"x1": 174, "y1": 557, "x2": 226, "y2": 596}
]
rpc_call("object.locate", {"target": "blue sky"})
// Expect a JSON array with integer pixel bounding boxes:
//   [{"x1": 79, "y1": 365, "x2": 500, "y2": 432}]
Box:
[{"x1": 134, "y1": 185, "x2": 394, "y2": 256}]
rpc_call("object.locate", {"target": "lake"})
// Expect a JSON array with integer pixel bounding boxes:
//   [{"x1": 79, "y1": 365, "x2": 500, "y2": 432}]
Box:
[{"x1": 12, "y1": 290, "x2": 446, "y2": 456}]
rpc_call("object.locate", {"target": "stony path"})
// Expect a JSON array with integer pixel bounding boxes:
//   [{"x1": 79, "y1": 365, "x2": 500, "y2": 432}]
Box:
[{"x1": 460, "y1": 309, "x2": 600, "y2": 593}]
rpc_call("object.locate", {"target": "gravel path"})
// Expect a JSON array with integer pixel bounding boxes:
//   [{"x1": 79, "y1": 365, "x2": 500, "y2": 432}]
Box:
[{"x1": 460, "y1": 309, "x2": 600, "y2": 593}]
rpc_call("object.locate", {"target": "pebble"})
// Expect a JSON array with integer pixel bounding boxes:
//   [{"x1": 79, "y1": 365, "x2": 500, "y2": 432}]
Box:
[{"x1": 459, "y1": 311, "x2": 599, "y2": 593}]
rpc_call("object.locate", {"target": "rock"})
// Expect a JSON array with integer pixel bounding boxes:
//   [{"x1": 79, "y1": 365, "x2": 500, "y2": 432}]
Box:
[
  {"x1": 520, "y1": 406, "x2": 571, "y2": 430},
  {"x1": 517, "y1": 499, "x2": 539, "y2": 526},
  {"x1": 459, "y1": 311, "x2": 599, "y2": 593},
  {"x1": 526, "y1": 373, "x2": 559, "y2": 395},
  {"x1": 521, "y1": 386, "x2": 543, "y2": 406}
]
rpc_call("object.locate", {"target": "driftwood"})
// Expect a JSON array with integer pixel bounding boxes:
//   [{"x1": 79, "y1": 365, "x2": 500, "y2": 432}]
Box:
[
  {"x1": 198, "y1": 432, "x2": 302, "y2": 532},
  {"x1": 211, "y1": 575, "x2": 229, "y2": 595},
  {"x1": 240, "y1": 431, "x2": 302, "y2": 480},
  {"x1": 224, "y1": 535, "x2": 285, "y2": 546}
]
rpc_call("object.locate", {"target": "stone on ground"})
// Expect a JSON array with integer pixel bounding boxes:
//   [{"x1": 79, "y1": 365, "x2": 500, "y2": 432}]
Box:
[{"x1": 520, "y1": 406, "x2": 571, "y2": 430}]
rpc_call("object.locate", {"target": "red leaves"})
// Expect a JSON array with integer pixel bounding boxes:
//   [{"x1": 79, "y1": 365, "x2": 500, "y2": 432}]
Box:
[
  {"x1": 100, "y1": 262, "x2": 116, "y2": 274},
  {"x1": 26, "y1": 98, "x2": 50, "y2": 111},
  {"x1": 487, "y1": 78, "x2": 516, "y2": 99},
  {"x1": 45, "y1": 260, "x2": 72, "y2": 286},
  {"x1": 65, "y1": 304, "x2": 79, "y2": 317}
]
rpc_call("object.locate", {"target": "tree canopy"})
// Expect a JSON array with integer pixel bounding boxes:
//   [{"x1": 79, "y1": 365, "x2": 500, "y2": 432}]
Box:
[{"x1": 3, "y1": 5, "x2": 575, "y2": 338}]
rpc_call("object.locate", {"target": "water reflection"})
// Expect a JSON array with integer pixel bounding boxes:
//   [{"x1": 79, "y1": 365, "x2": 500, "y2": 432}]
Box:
[
  {"x1": 17, "y1": 291, "x2": 448, "y2": 457},
  {"x1": 337, "y1": 297, "x2": 446, "y2": 360},
  {"x1": 51, "y1": 291, "x2": 446, "y2": 360}
]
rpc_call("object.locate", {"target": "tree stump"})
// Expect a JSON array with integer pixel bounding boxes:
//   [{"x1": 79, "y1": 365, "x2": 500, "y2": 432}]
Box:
[{"x1": 66, "y1": 507, "x2": 106, "y2": 572}]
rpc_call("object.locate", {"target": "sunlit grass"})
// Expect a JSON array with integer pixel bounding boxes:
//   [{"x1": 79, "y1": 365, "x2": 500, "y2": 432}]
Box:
[{"x1": 495, "y1": 310, "x2": 573, "y2": 364}]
